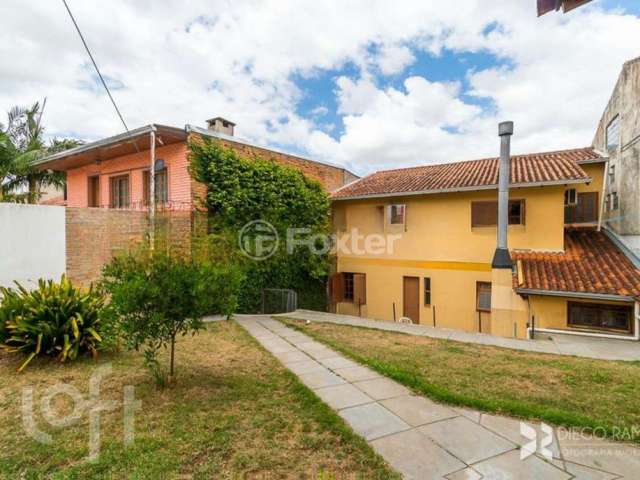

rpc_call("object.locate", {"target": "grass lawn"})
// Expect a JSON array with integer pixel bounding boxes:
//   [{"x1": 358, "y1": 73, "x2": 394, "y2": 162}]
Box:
[
  {"x1": 0, "y1": 321, "x2": 397, "y2": 479},
  {"x1": 280, "y1": 317, "x2": 640, "y2": 442}
]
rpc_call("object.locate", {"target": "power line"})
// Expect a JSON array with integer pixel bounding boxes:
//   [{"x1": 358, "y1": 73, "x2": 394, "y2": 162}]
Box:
[{"x1": 61, "y1": 0, "x2": 131, "y2": 134}]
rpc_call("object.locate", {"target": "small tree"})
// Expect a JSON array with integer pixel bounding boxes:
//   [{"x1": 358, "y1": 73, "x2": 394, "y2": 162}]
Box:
[{"x1": 102, "y1": 250, "x2": 242, "y2": 385}]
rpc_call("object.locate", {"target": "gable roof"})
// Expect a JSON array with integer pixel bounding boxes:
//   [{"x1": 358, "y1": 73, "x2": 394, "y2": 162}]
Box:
[
  {"x1": 513, "y1": 229, "x2": 640, "y2": 300},
  {"x1": 332, "y1": 147, "x2": 599, "y2": 200}
]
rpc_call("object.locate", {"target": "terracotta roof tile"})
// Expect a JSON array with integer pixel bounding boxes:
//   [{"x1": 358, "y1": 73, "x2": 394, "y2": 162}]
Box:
[
  {"x1": 333, "y1": 147, "x2": 599, "y2": 199},
  {"x1": 512, "y1": 229, "x2": 640, "y2": 299}
]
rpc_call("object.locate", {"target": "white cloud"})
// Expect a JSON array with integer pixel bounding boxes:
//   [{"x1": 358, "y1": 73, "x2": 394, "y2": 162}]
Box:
[{"x1": 1, "y1": 1, "x2": 639, "y2": 175}]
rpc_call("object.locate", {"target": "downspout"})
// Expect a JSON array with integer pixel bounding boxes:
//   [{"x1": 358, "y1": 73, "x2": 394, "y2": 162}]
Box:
[
  {"x1": 492, "y1": 121, "x2": 514, "y2": 269},
  {"x1": 149, "y1": 125, "x2": 156, "y2": 248},
  {"x1": 597, "y1": 158, "x2": 609, "y2": 232}
]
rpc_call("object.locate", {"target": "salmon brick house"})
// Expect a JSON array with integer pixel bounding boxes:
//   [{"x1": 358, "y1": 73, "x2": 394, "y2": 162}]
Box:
[
  {"x1": 35, "y1": 118, "x2": 358, "y2": 286},
  {"x1": 36, "y1": 117, "x2": 358, "y2": 210}
]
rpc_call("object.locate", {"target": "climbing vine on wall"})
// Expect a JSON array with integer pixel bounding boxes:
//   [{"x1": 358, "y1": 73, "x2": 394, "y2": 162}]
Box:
[{"x1": 189, "y1": 138, "x2": 332, "y2": 312}]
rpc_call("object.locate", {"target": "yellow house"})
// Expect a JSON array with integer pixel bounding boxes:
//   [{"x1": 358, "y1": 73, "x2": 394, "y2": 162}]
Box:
[{"x1": 330, "y1": 140, "x2": 640, "y2": 341}]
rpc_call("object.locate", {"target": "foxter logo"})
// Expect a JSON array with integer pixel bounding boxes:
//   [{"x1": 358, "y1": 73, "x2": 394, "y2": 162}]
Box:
[{"x1": 520, "y1": 421, "x2": 554, "y2": 460}]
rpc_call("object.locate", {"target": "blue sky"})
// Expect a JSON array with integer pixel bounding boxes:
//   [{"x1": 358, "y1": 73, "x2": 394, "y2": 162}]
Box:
[{"x1": 2, "y1": 0, "x2": 640, "y2": 174}]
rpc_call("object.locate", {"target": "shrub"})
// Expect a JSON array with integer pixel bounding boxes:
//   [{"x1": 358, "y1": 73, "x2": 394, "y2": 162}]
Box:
[
  {"x1": 0, "y1": 276, "x2": 108, "y2": 372},
  {"x1": 101, "y1": 249, "x2": 243, "y2": 386}
]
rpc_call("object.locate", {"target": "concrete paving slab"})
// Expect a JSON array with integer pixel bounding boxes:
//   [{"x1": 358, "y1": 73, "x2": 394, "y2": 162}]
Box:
[
  {"x1": 339, "y1": 402, "x2": 410, "y2": 441},
  {"x1": 557, "y1": 433, "x2": 640, "y2": 478},
  {"x1": 480, "y1": 413, "x2": 562, "y2": 458},
  {"x1": 318, "y1": 356, "x2": 360, "y2": 370},
  {"x1": 305, "y1": 347, "x2": 342, "y2": 360},
  {"x1": 445, "y1": 467, "x2": 483, "y2": 480},
  {"x1": 370, "y1": 428, "x2": 464, "y2": 479},
  {"x1": 418, "y1": 416, "x2": 516, "y2": 464},
  {"x1": 283, "y1": 359, "x2": 326, "y2": 375},
  {"x1": 333, "y1": 365, "x2": 381, "y2": 382},
  {"x1": 472, "y1": 449, "x2": 571, "y2": 479},
  {"x1": 380, "y1": 395, "x2": 458, "y2": 427},
  {"x1": 313, "y1": 383, "x2": 373, "y2": 410},
  {"x1": 451, "y1": 406, "x2": 481, "y2": 423},
  {"x1": 298, "y1": 369, "x2": 346, "y2": 389},
  {"x1": 352, "y1": 377, "x2": 410, "y2": 400},
  {"x1": 295, "y1": 341, "x2": 329, "y2": 352},
  {"x1": 559, "y1": 460, "x2": 619, "y2": 480},
  {"x1": 273, "y1": 350, "x2": 311, "y2": 363}
]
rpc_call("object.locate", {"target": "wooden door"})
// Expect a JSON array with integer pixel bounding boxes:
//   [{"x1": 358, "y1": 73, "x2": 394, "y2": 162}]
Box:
[
  {"x1": 88, "y1": 176, "x2": 100, "y2": 207},
  {"x1": 403, "y1": 276, "x2": 420, "y2": 324}
]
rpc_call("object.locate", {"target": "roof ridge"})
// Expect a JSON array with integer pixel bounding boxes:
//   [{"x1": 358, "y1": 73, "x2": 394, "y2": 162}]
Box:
[{"x1": 369, "y1": 146, "x2": 595, "y2": 176}]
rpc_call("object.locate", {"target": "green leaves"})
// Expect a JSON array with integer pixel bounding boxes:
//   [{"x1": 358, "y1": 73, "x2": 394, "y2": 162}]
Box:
[{"x1": 0, "y1": 275, "x2": 109, "y2": 372}]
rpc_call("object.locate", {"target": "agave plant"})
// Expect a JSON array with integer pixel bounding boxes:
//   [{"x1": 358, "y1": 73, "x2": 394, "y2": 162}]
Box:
[{"x1": 0, "y1": 276, "x2": 107, "y2": 372}]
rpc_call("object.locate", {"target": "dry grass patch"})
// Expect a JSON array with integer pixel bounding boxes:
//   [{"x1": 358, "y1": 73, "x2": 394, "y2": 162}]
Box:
[
  {"x1": 0, "y1": 321, "x2": 396, "y2": 479},
  {"x1": 280, "y1": 317, "x2": 640, "y2": 442}
]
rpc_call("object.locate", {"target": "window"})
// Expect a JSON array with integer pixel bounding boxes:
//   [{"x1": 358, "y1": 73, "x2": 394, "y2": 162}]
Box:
[
  {"x1": 471, "y1": 200, "x2": 525, "y2": 227},
  {"x1": 564, "y1": 192, "x2": 598, "y2": 224},
  {"x1": 476, "y1": 282, "x2": 491, "y2": 312},
  {"x1": 110, "y1": 175, "x2": 129, "y2": 208},
  {"x1": 330, "y1": 272, "x2": 366, "y2": 304},
  {"x1": 344, "y1": 273, "x2": 354, "y2": 301},
  {"x1": 612, "y1": 192, "x2": 619, "y2": 210},
  {"x1": 88, "y1": 175, "x2": 100, "y2": 207},
  {"x1": 143, "y1": 168, "x2": 168, "y2": 205},
  {"x1": 389, "y1": 204, "x2": 406, "y2": 225},
  {"x1": 606, "y1": 115, "x2": 620, "y2": 152},
  {"x1": 424, "y1": 277, "x2": 431, "y2": 306},
  {"x1": 564, "y1": 188, "x2": 577, "y2": 206},
  {"x1": 568, "y1": 302, "x2": 632, "y2": 333},
  {"x1": 608, "y1": 164, "x2": 615, "y2": 184},
  {"x1": 605, "y1": 194, "x2": 611, "y2": 212}
]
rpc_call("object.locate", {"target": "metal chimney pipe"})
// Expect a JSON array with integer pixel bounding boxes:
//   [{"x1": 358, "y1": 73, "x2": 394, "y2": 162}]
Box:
[{"x1": 492, "y1": 121, "x2": 514, "y2": 269}]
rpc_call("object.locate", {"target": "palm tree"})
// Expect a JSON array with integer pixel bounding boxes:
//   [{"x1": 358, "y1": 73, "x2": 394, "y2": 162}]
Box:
[{"x1": 0, "y1": 102, "x2": 82, "y2": 203}]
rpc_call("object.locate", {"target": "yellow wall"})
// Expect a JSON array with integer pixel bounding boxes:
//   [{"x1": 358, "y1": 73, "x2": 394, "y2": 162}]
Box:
[
  {"x1": 576, "y1": 162, "x2": 605, "y2": 196},
  {"x1": 334, "y1": 186, "x2": 566, "y2": 265},
  {"x1": 529, "y1": 295, "x2": 634, "y2": 331},
  {"x1": 336, "y1": 258, "x2": 493, "y2": 333}
]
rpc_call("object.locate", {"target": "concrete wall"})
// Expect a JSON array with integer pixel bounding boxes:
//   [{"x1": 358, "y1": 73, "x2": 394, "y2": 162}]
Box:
[
  {"x1": 592, "y1": 57, "x2": 640, "y2": 235},
  {"x1": 0, "y1": 203, "x2": 66, "y2": 288}
]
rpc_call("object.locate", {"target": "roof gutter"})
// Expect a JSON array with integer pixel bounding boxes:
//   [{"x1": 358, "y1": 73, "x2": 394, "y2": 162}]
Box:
[
  {"x1": 602, "y1": 226, "x2": 640, "y2": 269},
  {"x1": 332, "y1": 177, "x2": 591, "y2": 201},
  {"x1": 34, "y1": 124, "x2": 187, "y2": 167},
  {"x1": 515, "y1": 288, "x2": 636, "y2": 302}
]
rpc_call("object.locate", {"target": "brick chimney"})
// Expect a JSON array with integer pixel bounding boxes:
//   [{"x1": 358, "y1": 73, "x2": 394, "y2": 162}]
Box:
[{"x1": 206, "y1": 117, "x2": 235, "y2": 136}]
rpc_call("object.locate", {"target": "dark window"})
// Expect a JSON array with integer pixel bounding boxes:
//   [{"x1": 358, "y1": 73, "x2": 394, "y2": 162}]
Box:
[
  {"x1": 564, "y1": 189, "x2": 577, "y2": 206},
  {"x1": 568, "y1": 302, "x2": 632, "y2": 333},
  {"x1": 471, "y1": 200, "x2": 525, "y2": 227},
  {"x1": 476, "y1": 282, "x2": 491, "y2": 312},
  {"x1": 110, "y1": 175, "x2": 129, "y2": 208},
  {"x1": 88, "y1": 175, "x2": 100, "y2": 207},
  {"x1": 612, "y1": 192, "x2": 619, "y2": 210},
  {"x1": 424, "y1": 277, "x2": 431, "y2": 306},
  {"x1": 143, "y1": 168, "x2": 168, "y2": 205},
  {"x1": 343, "y1": 273, "x2": 354, "y2": 301},
  {"x1": 605, "y1": 194, "x2": 611, "y2": 212},
  {"x1": 389, "y1": 204, "x2": 406, "y2": 225},
  {"x1": 606, "y1": 115, "x2": 620, "y2": 152},
  {"x1": 564, "y1": 192, "x2": 598, "y2": 224},
  {"x1": 609, "y1": 164, "x2": 615, "y2": 184}
]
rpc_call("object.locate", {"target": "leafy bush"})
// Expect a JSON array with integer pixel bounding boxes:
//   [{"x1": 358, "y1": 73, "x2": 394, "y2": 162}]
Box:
[
  {"x1": 101, "y1": 249, "x2": 243, "y2": 386},
  {"x1": 0, "y1": 276, "x2": 108, "y2": 372},
  {"x1": 189, "y1": 139, "x2": 332, "y2": 312}
]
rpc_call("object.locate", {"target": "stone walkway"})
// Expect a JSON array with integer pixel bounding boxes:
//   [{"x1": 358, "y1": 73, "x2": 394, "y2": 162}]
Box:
[
  {"x1": 280, "y1": 310, "x2": 640, "y2": 362},
  {"x1": 236, "y1": 315, "x2": 640, "y2": 479}
]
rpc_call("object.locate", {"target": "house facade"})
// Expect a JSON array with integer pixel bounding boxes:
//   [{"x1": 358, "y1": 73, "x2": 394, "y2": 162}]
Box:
[
  {"x1": 592, "y1": 56, "x2": 640, "y2": 256},
  {"x1": 36, "y1": 118, "x2": 358, "y2": 211},
  {"x1": 330, "y1": 144, "x2": 640, "y2": 340}
]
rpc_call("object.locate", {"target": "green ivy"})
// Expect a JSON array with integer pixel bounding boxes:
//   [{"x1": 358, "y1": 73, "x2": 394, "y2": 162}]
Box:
[{"x1": 189, "y1": 139, "x2": 332, "y2": 312}]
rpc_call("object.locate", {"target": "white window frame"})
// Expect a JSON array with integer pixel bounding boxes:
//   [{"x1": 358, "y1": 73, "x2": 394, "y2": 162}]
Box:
[
  {"x1": 388, "y1": 204, "x2": 406, "y2": 226},
  {"x1": 564, "y1": 188, "x2": 577, "y2": 206}
]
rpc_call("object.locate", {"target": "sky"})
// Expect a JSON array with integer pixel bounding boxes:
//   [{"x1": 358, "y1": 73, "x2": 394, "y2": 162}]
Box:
[{"x1": 1, "y1": 0, "x2": 639, "y2": 176}]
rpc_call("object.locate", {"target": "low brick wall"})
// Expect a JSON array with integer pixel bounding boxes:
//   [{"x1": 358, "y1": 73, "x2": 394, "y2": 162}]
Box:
[{"x1": 66, "y1": 208, "x2": 201, "y2": 287}]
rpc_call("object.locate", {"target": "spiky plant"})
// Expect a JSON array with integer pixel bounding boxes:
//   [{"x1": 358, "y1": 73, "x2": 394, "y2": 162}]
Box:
[{"x1": 0, "y1": 275, "x2": 107, "y2": 372}]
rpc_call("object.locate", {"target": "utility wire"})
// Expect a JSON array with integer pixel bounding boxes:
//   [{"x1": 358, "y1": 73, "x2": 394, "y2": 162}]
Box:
[{"x1": 61, "y1": 0, "x2": 132, "y2": 135}]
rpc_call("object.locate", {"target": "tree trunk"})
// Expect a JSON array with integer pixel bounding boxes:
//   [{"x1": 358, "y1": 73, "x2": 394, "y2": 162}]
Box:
[
  {"x1": 28, "y1": 176, "x2": 37, "y2": 204},
  {"x1": 169, "y1": 334, "x2": 176, "y2": 378}
]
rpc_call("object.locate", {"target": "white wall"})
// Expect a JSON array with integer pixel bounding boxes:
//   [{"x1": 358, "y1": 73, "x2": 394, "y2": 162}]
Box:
[{"x1": 0, "y1": 203, "x2": 66, "y2": 289}]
